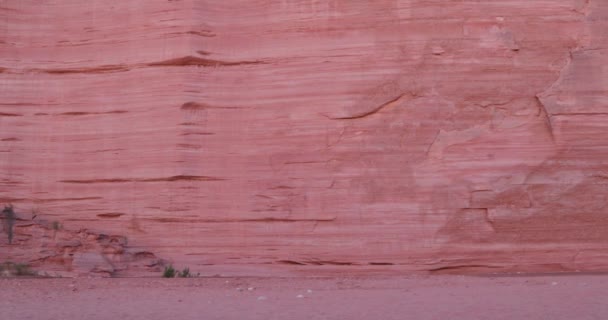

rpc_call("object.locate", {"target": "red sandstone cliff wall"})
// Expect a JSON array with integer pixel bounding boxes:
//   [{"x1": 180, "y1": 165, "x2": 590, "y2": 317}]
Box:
[{"x1": 1, "y1": 0, "x2": 607, "y2": 276}]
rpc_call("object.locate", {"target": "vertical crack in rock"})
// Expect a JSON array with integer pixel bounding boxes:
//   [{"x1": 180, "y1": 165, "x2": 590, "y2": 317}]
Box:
[
  {"x1": 535, "y1": 48, "x2": 575, "y2": 142},
  {"x1": 534, "y1": 95, "x2": 556, "y2": 142},
  {"x1": 535, "y1": 3, "x2": 592, "y2": 142},
  {"x1": 425, "y1": 130, "x2": 441, "y2": 157}
]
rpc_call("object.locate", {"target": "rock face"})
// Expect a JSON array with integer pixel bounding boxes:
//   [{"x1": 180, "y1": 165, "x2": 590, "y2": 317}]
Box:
[{"x1": 1, "y1": 1, "x2": 607, "y2": 276}]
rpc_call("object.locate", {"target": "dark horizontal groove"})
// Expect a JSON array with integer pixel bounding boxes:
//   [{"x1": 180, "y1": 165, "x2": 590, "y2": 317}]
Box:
[
  {"x1": 143, "y1": 175, "x2": 224, "y2": 182},
  {"x1": 97, "y1": 213, "x2": 125, "y2": 218},
  {"x1": 57, "y1": 110, "x2": 128, "y2": 116},
  {"x1": 181, "y1": 101, "x2": 245, "y2": 111},
  {"x1": 7, "y1": 55, "x2": 267, "y2": 75},
  {"x1": 277, "y1": 260, "x2": 355, "y2": 266},
  {"x1": 167, "y1": 30, "x2": 216, "y2": 38},
  {"x1": 181, "y1": 102, "x2": 210, "y2": 110},
  {"x1": 147, "y1": 55, "x2": 266, "y2": 67},
  {"x1": 428, "y1": 265, "x2": 503, "y2": 273},
  {"x1": 34, "y1": 197, "x2": 103, "y2": 203},
  {"x1": 60, "y1": 175, "x2": 225, "y2": 184},
  {"x1": 180, "y1": 132, "x2": 215, "y2": 136},
  {"x1": 552, "y1": 112, "x2": 608, "y2": 117},
  {"x1": 38, "y1": 64, "x2": 130, "y2": 74},
  {"x1": 277, "y1": 260, "x2": 307, "y2": 266},
  {"x1": 145, "y1": 217, "x2": 336, "y2": 223}
]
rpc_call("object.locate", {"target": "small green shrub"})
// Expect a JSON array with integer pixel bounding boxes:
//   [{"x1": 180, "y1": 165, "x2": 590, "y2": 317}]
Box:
[
  {"x1": 163, "y1": 265, "x2": 176, "y2": 278},
  {"x1": 0, "y1": 261, "x2": 36, "y2": 277},
  {"x1": 52, "y1": 221, "x2": 61, "y2": 231},
  {"x1": 14, "y1": 263, "x2": 35, "y2": 276},
  {"x1": 178, "y1": 267, "x2": 190, "y2": 278},
  {"x1": 163, "y1": 265, "x2": 195, "y2": 278}
]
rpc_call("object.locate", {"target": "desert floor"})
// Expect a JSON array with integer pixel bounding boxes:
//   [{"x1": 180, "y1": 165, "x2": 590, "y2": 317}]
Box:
[{"x1": 1, "y1": 275, "x2": 607, "y2": 319}]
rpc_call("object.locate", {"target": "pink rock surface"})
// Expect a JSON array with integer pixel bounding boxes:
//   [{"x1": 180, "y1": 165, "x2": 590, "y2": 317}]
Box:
[{"x1": 1, "y1": 1, "x2": 607, "y2": 275}]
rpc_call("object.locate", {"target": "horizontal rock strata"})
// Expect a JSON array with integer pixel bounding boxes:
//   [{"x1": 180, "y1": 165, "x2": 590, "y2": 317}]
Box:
[{"x1": 1, "y1": 0, "x2": 607, "y2": 275}]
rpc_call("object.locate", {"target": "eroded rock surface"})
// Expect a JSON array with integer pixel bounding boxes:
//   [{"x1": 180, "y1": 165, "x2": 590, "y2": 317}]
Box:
[
  {"x1": 1, "y1": 1, "x2": 607, "y2": 275},
  {"x1": 1, "y1": 209, "x2": 164, "y2": 277}
]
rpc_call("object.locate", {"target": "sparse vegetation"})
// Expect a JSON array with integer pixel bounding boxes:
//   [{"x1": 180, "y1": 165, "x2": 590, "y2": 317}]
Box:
[
  {"x1": 163, "y1": 265, "x2": 177, "y2": 278},
  {"x1": 162, "y1": 265, "x2": 195, "y2": 278},
  {"x1": 14, "y1": 263, "x2": 34, "y2": 276},
  {"x1": 0, "y1": 261, "x2": 37, "y2": 277},
  {"x1": 178, "y1": 267, "x2": 190, "y2": 278}
]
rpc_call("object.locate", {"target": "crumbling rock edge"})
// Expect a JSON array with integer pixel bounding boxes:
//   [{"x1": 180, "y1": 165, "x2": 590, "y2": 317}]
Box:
[{"x1": 1, "y1": 211, "x2": 167, "y2": 277}]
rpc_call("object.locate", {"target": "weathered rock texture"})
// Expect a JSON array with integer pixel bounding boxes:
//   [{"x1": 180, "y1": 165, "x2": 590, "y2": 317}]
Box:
[
  {"x1": 1, "y1": 0, "x2": 607, "y2": 276},
  {"x1": 6, "y1": 217, "x2": 165, "y2": 277}
]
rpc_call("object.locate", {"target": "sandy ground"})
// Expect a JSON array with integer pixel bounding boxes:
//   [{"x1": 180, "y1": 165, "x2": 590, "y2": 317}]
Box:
[{"x1": 1, "y1": 275, "x2": 607, "y2": 320}]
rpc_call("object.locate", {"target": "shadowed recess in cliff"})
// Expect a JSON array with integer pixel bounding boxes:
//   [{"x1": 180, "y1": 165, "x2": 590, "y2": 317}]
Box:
[
  {"x1": 180, "y1": 102, "x2": 245, "y2": 111},
  {"x1": 181, "y1": 102, "x2": 211, "y2": 111},
  {"x1": 56, "y1": 110, "x2": 128, "y2": 116},
  {"x1": 97, "y1": 213, "x2": 126, "y2": 218},
  {"x1": 34, "y1": 64, "x2": 131, "y2": 74},
  {"x1": 428, "y1": 265, "x2": 504, "y2": 274},
  {"x1": 168, "y1": 30, "x2": 216, "y2": 37},
  {"x1": 18, "y1": 56, "x2": 265, "y2": 75},
  {"x1": 59, "y1": 175, "x2": 225, "y2": 184},
  {"x1": 145, "y1": 217, "x2": 337, "y2": 223},
  {"x1": 147, "y1": 56, "x2": 266, "y2": 67},
  {"x1": 277, "y1": 260, "x2": 356, "y2": 266}
]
